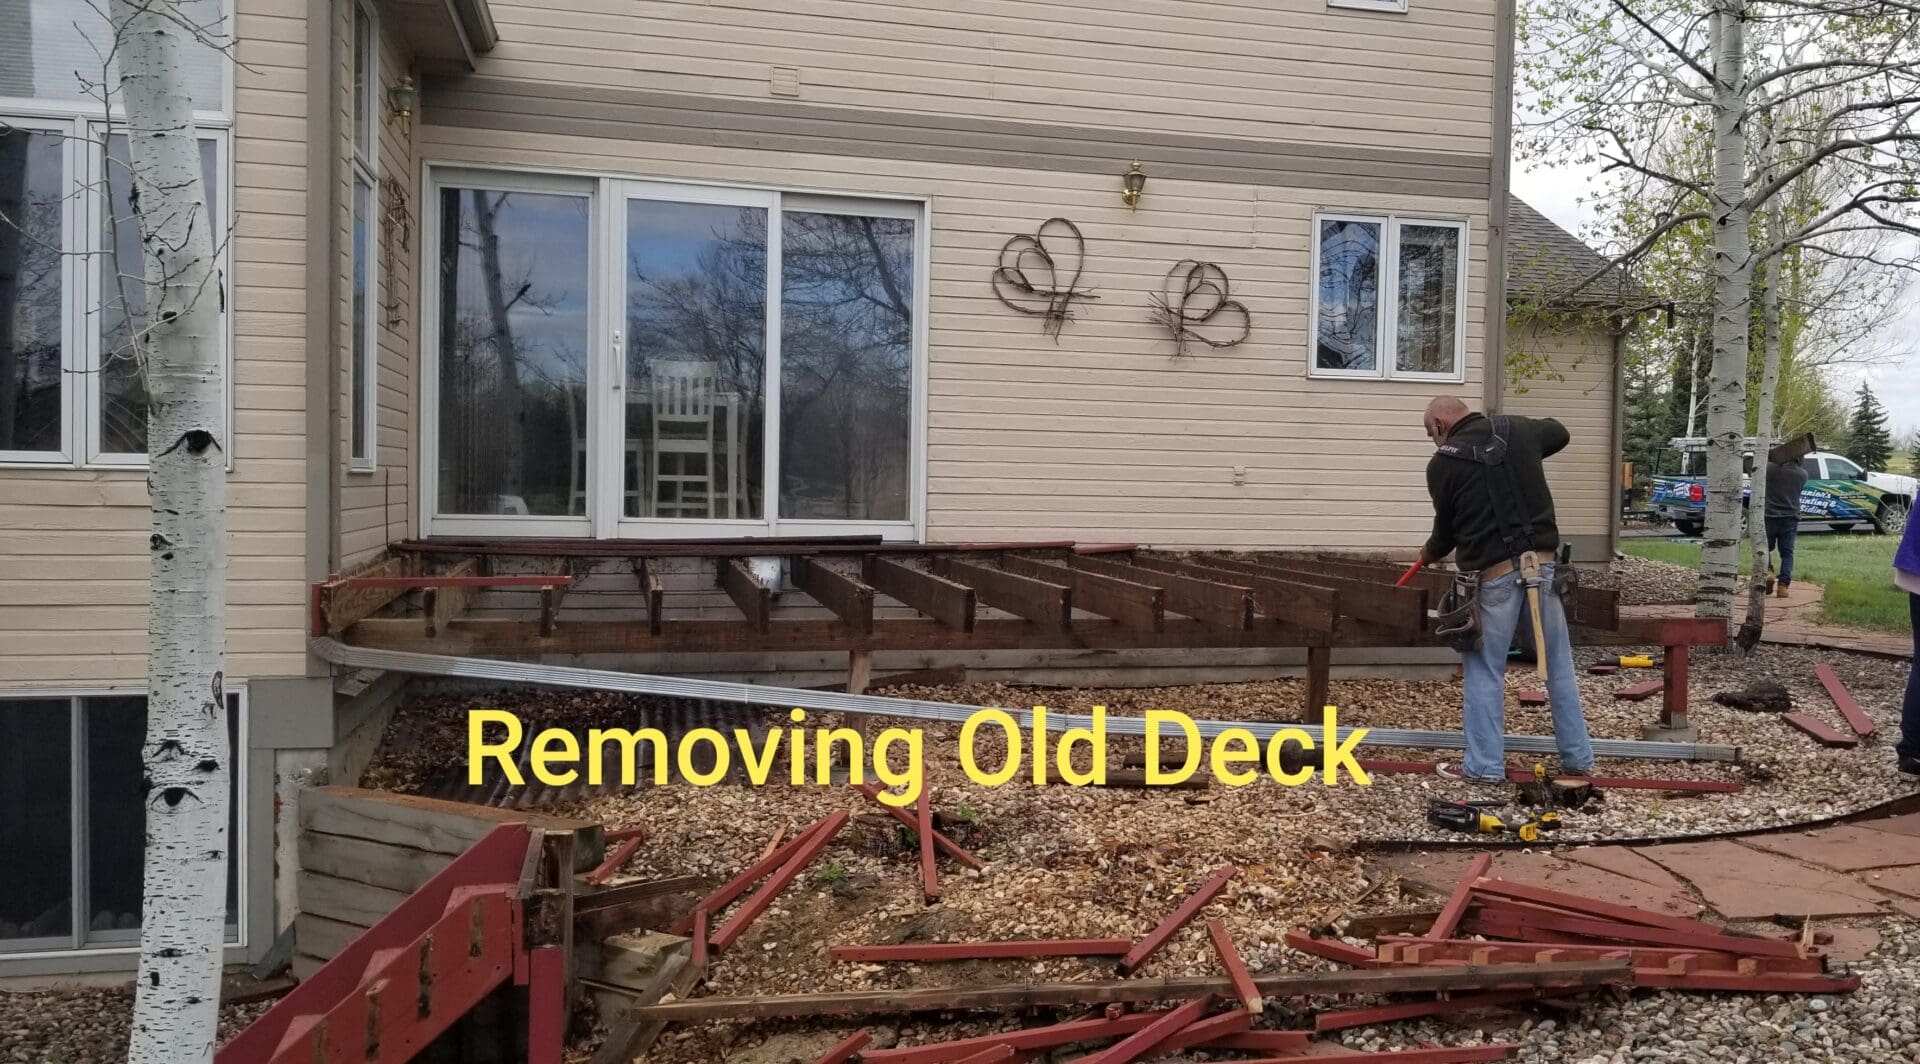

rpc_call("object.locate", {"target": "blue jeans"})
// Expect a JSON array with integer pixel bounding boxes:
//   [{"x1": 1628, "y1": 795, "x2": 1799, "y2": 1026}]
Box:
[
  {"x1": 1461, "y1": 563, "x2": 1595, "y2": 779},
  {"x1": 1900, "y1": 592, "x2": 1920, "y2": 762},
  {"x1": 1765, "y1": 516, "x2": 1798, "y2": 586}
]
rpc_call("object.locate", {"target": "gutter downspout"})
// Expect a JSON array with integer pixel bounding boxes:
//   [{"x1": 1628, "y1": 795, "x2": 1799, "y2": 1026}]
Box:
[
  {"x1": 1484, "y1": 0, "x2": 1517, "y2": 414},
  {"x1": 304, "y1": 0, "x2": 343, "y2": 674},
  {"x1": 1608, "y1": 318, "x2": 1631, "y2": 559}
]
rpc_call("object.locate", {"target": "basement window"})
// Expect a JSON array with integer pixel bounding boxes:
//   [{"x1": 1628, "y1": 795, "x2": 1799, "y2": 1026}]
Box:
[
  {"x1": 0, "y1": 692, "x2": 242, "y2": 956},
  {"x1": 1308, "y1": 212, "x2": 1466, "y2": 382}
]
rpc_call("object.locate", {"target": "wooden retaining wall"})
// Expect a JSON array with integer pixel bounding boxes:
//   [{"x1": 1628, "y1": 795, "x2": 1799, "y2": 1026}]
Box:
[{"x1": 293, "y1": 786, "x2": 601, "y2": 980}]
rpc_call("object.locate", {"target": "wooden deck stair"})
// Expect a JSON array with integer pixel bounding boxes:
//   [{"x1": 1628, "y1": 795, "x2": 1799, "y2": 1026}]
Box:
[{"x1": 219, "y1": 823, "x2": 568, "y2": 1064}]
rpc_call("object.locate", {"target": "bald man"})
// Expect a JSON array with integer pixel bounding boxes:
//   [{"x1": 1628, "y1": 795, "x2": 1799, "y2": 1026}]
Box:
[{"x1": 1418, "y1": 396, "x2": 1594, "y2": 784}]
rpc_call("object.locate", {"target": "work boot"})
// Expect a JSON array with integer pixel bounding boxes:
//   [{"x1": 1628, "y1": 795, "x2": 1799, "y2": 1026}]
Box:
[
  {"x1": 1776, "y1": 581, "x2": 1790, "y2": 599},
  {"x1": 1435, "y1": 762, "x2": 1508, "y2": 788},
  {"x1": 1765, "y1": 572, "x2": 1777, "y2": 595}
]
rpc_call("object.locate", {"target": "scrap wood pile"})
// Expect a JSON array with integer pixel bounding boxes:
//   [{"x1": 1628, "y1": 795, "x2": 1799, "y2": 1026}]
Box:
[
  {"x1": 587, "y1": 790, "x2": 1629, "y2": 1064},
  {"x1": 1285, "y1": 854, "x2": 1860, "y2": 1037}
]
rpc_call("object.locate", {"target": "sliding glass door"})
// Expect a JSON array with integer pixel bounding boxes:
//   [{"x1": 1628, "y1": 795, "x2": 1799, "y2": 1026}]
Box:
[
  {"x1": 428, "y1": 173, "x2": 596, "y2": 536},
  {"x1": 425, "y1": 172, "x2": 922, "y2": 539}
]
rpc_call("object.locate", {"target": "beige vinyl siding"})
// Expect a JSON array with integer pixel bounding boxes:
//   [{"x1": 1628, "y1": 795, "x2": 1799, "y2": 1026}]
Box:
[
  {"x1": 0, "y1": 0, "x2": 313, "y2": 686},
  {"x1": 1504, "y1": 322, "x2": 1618, "y2": 546},
  {"x1": 479, "y1": 0, "x2": 1496, "y2": 155},
  {"x1": 340, "y1": 18, "x2": 419, "y2": 567},
  {"x1": 416, "y1": 124, "x2": 1489, "y2": 550}
]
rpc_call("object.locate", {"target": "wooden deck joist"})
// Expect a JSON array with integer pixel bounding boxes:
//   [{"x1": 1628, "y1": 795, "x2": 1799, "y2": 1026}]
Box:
[
  {"x1": 1129, "y1": 554, "x2": 1343, "y2": 633},
  {"x1": 999, "y1": 553, "x2": 1164, "y2": 632},
  {"x1": 1178, "y1": 553, "x2": 1425, "y2": 632},
  {"x1": 719, "y1": 559, "x2": 773, "y2": 633},
  {"x1": 790, "y1": 557, "x2": 875, "y2": 636},
  {"x1": 864, "y1": 557, "x2": 976, "y2": 632},
  {"x1": 1067, "y1": 553, "x2": 1255, "y2": 630},
  {"x1": 934, "y1": 557, "x2": 1071, "y2": 630},
  {"x1": 630, "y1": 558, "x2": 664, "y2": 636}
]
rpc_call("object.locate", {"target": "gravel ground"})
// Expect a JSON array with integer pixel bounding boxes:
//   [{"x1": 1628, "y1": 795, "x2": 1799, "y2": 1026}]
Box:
[
  {"x1": 0, "y1": 987, "x2": 269, "y2": 1064},
  {"x1": 1591, "y1": 554, "x2": 1699, "y2": 606}
]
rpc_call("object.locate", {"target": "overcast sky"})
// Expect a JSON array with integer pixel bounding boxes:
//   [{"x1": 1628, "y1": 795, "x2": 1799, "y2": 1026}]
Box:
[{"x1": 1511, "y1": 159, "x2": 1920, "y2": 441}]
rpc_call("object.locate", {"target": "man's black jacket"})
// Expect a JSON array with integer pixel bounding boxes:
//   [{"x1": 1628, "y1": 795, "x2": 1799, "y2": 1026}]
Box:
[{"x1": 1423, "y1": 412, "x2": 1569, "y2": 573}]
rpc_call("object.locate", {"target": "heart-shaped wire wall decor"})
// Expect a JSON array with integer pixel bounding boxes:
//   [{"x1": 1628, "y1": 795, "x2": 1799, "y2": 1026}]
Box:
[
  {"x1": 991, "y1": 217, "x2": 1100, "y2": 340},
  {"x1": 1150, "y1": 259, "x2": 1251, "y2": 357}
]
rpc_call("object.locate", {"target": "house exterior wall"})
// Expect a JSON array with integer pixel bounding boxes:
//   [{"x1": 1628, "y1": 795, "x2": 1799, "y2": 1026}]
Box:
[
  {"x1": 412, "y1": 0, "x2": 1505, "y2": 550},
  {"x1": 339, "y1": 6, "x2": 421, "y2": 567},
  {"x1": 0, "y1": 0, "x2": 316, "y2": 686},
  {"x1": 1503, "y1": 320, "x2": 1621, "y2": 559}
]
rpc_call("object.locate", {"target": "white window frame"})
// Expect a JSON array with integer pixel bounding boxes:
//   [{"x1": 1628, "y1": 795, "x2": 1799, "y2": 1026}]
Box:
[
  {"x1": 1307, "y1": 211, "x2": 1468, "y2": 384},
  {"x1": 420, "y1": 163, "x2": 929, "y2": 541},
  {"x1": 0, "y1": 687, "x2": 248, "y2": 960},
  {"x1": 348, "y1": 0, "x2": 380, "y2": 473},
  {"x1": 0, "y1": 114, "x2": 80, "y2": 465},
  {"x1": 0, "y1": 0, "x2": 234, "y2": 470},
  {"x1": 1328, "y1": 0, "x2": 1410, "y2": 12}
]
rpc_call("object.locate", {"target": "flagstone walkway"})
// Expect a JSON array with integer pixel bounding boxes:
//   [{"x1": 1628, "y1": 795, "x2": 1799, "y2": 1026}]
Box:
[{"x1": 1380, "y1": 806, "x2": 1920, "y2": 962}]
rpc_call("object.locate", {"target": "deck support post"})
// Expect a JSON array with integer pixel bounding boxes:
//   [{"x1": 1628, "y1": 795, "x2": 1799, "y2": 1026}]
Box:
[
  {"x1": 1305, "y1": 645, "x2": 1332, "y2": 718},
  {"x1": 1642, "y1": 643, "x2": 1697, "y2": 742}
]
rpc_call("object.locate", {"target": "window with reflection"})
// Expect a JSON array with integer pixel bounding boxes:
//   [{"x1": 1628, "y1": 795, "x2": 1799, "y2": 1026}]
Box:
[
  {"x1": 1312, "y1": 213, "x2": 1465, "y2": 380},
  {"x1": 436, "y1": 187, "x2": 593, "y2": 517},
  {"x1": 0, "y1": 127, "x2": 65, "y2": 456},
  {"x1": 779, "y1": 210, "x2": 914, "y2": 521}
]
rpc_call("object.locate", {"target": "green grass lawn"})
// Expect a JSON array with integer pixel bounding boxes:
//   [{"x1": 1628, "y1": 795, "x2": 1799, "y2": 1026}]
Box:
[{"x1": 1621, "y1": 532, "x2": 1909, "y2": 633}]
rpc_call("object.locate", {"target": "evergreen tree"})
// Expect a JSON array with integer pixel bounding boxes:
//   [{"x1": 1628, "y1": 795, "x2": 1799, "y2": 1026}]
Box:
[
  {"x1": 1846, "y1": 384, "x2": 1893, "y2": 470},
  {"x1": 1908, "y1": 431, "x2": 1920, "y2": 475}
]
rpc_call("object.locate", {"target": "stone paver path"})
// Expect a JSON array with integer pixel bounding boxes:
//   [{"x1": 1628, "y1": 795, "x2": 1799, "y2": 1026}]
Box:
[
  {"x1": 1625, "y1": 579, "x2": 1911, "y2": 658},
  {"x1": 1381, "y1": 808, "x2": 1920, "y2": 960}
]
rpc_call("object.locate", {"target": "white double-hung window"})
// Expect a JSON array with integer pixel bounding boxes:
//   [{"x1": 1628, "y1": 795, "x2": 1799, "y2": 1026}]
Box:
[
  {"x1": 0, "y1": 0, "x2": 232, "y2": 467},
  {"x1": 349, "y1": 0, "x2": 379, "y2": 471},
  {"x1": 1308, "y1": 212, "x2": 1467, "y2": 382}
]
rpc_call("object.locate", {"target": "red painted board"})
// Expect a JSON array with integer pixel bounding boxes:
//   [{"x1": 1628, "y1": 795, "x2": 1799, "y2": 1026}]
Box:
[
  {"x1": 1157, "y1": 1010, "x2": 1254, "y2": 1053},
  {"x1": 1284, "y1": 931, "x2": 1385, "y2": 968},
  {"x1": 1316, "y1": 989, "x2": 1579, "y2": 1032},
  {"x1": 858, "y1": 1013, "x2": 1163, "y2": 1063},
  {"x1": 710, "y1": 811, "x2": 849, "y2": 952},
  {"x1": 1199, "y1": 1029, "x2": 1315, "y2": 1053},
  {"x1": 1427, "y1": 853, "x2": 1493, "y2": 941},
  {"x1": 1078, "y1": 997, "x2": 1213, "y2": 1064},
  {"x1": 813, "y1": 1030, "x2": 871, "y2": 1064},
  {"x1": 671, "y1": 815, "x2": 833, "y2": 934},
  {"x1": 1815, "y1": 663, "x2": 1878, "y2": 738},
  {"x1": 831, "y1": 939, "x2": 1133, "y2": 962},
  {"x1": 1225, "y1": 1045, "x2": 1517, "y2": 1063},
  {"x1": 1120, "y1": 866, "x2": 1237, "y2": 973},
  {"x1": 1613, "y1": 681, "x2": 1664, "y2": 702},
  {"x1": 919, "y1": 787, "x2": 940, "y2": 901},
  {"x1": 1472, "y1": 879, "x2": 1729, "y2": 935},
  {"x1": 1782, "y1": 712, "x2": 1859, "y2": 748},
  {"x1": 1205, "y1": 920, "x2": 1263, "y2": 1013},
  {"x1": 857, "y1": 783, "x2": 985, "y2": 869}
]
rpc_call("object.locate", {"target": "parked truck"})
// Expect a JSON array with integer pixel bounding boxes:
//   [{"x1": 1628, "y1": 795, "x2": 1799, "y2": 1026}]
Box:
[{"x1": 1649, "y1": 442, "x2": 1912, "y2": 537}]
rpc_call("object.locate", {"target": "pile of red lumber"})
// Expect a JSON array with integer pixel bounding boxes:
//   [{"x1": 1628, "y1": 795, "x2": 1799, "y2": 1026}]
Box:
[{"x1": 1285, "y1": 856, "x2": 1859, "y2": 1035}]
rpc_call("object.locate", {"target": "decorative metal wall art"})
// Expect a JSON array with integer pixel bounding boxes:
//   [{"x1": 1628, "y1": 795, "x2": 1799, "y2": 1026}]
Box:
[
  {"x1": 379, "y1": 174, "x2": 415, "y2": 331},
  {"x1": 1150, "y1": 259, "x2": 1250, "y2": 357},
  {"x1": 991, "y1": 217, "x2": 1099, "y2": 340}
]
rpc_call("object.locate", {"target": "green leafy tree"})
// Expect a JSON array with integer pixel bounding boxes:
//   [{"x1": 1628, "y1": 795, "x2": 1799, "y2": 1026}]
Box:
[{"x1": 1846, "y1": 384, "x2": 1893, "y2": 470}]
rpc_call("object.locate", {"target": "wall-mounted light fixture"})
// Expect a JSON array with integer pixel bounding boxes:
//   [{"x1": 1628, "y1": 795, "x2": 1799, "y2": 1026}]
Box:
[
  {"x1": 1121, "y1": 161, "x2": 1147, "y2": 209},
  {"x1": 388, "y1": 75, "x2": 417, "y2": 135}
]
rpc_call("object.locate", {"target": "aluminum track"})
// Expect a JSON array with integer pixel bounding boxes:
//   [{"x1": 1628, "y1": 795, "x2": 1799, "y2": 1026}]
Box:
[{"x1": 311, "y1": 639, "x2": 1741, "y2": 762}]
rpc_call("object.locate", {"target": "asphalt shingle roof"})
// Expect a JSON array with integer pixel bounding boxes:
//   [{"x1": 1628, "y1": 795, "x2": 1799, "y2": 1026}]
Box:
[{"x1": 1507, "y1": 199, "x2": 1634, "y2": 309}]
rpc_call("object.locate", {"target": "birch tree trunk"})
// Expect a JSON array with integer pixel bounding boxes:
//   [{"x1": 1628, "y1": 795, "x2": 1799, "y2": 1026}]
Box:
[
  {"x1": 1698, "y1": 0, "x2": 1753, "y2": 623},
  {"x1": 1738, "y1": 197, "x2": 1785, "y2": 649},
  {"x1": 111, "y1": 1, "x2": 231, "y2": 1060}
]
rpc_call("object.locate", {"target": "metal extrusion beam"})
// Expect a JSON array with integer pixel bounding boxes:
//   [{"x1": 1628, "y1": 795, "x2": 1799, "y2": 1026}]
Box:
[{"x1": 309, "y1": 639, "x2": 1742, "y2": 762}]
